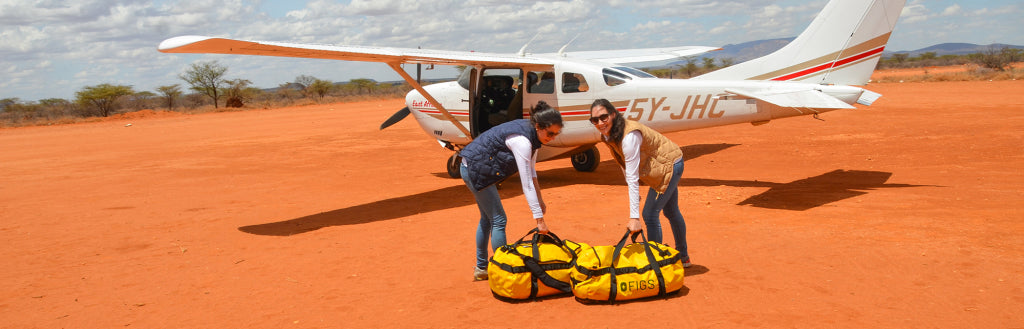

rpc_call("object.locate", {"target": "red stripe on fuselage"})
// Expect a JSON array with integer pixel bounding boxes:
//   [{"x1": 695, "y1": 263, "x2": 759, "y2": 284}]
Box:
[{"x1": 771, "y1": 46, "x2": 885, "y2": 81}]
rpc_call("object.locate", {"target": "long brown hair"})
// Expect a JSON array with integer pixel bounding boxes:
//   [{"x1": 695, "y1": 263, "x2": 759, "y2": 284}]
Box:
[{"x1": 591, "y1": 98, "x2": 626, "y2": 143}]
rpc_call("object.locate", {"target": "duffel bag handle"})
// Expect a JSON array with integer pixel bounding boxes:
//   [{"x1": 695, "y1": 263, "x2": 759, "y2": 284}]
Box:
[
  {"x1": 509, "y1": 228, "x2": 565, "y2": 248},
  {"x1": 608, "y1": 229, "x2": 668, "y2": 302}
]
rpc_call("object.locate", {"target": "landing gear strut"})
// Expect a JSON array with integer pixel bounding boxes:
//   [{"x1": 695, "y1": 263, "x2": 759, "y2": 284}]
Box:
[
  {"x1": 570, "y1": 146, "x2": 600, "y2": 172},
  {"x1": 446, "y1": 154, "x2": 463, "y2": 178}
]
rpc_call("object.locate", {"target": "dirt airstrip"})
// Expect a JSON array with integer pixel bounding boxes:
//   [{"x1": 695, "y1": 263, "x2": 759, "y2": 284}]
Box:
[{"x1": 1, "y1": 80, "x2": 1022, "y2": 328}]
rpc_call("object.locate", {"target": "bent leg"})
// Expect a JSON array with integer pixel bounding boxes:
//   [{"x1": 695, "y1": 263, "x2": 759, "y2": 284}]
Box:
[{"x1": 641, "y1": 187, "x2": 664, "y2": 243}]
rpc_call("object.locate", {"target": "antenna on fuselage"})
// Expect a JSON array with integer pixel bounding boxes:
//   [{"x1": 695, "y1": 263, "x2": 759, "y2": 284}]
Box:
[
  {"x1": 557, "y1": 33, "x2": 581, "y2": 57},
  {"x1": 517, "y1": 32, "x2": 541, "y2": 57}
]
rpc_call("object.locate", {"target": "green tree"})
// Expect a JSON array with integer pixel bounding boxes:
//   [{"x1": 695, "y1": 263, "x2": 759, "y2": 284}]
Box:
[
  {"x1": 309, "y1": 79, "x2": 335, "y2": 101},
  {"x1": 75, "y1": 83, "x2": 134, "y2": 117},
  {"x1": 128, "y1": 91, "x2": 157, "y2": 110},
  {"x1": 156, "y1": 84, "x2": 183, "y2": 110},
  {"x1": 892, "y1": 53, "x2": 908, "y2": 65},
  {"x1": 682, "y1": 57, "x2": 699, "y2": 77},
  {"x1": 349, "y1": 78, "x2": 377, "y2": 94},
  {"x1": 180, "y1": 60, "x2": 228, "y2": 108},
  {"x1": 222, "y1": 78, "x2": 254, "y2": 108},
  {"x1": 0, "y1": 98, "x2": 18, "y2": 112},
  {"x1": 702, "y1": 57, "x2": 717, "y2": 70},
  {"x1": 276, "y1": 82, "x2": 302, "y2": 100},
  {"x1": 38, "y1": 98, "x2": 70, "y2": 107}
]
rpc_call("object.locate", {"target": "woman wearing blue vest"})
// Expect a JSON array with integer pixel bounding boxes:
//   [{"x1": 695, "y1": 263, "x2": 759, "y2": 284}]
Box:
[
  {"x1": 590, "y1": 98, "x2": 691, "y2": 268},
  {"x1": 460, "y1": 100, "x2": 563, "y2": 281}
]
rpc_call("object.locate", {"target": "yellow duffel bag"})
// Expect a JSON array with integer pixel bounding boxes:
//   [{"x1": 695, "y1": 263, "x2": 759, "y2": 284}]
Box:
[
  {"x1": 488, "y1": 229, "x2": 585, "y2": 300},
  {"x1": 570, "y1": 230, "x2": 686, "y2": 303}
]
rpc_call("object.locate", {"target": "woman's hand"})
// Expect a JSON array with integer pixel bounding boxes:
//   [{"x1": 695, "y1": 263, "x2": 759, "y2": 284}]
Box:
[
  {"x1": 627, "y1": 218, "x2": 643, "y2": 233},
  {"x1": 536, "y1": 218, "x2": 549, "y2": 234}
]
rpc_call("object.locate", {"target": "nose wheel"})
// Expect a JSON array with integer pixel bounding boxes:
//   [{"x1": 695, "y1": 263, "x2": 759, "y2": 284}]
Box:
[
  {"x1": 446, "y1": 154, "x2": 463, "y2": 178},
  {"x1": 570, "y1": 146, "x2": 600, "y2": 172}
]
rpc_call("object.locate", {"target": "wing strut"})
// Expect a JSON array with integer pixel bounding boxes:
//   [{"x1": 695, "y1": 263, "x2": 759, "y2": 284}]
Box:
[{"x1": 386, "y1": 62, "x2": 472, "y2": 137}]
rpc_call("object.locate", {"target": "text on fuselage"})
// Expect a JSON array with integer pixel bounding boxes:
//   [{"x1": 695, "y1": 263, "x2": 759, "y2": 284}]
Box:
[{"x1": 625, "y1": 95, "x2": 722, "y2": 122}]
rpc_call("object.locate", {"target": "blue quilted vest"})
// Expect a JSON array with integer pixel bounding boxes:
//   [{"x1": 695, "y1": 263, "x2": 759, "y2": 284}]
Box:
[{"x1": 459, "y1": 119, "x2": 542, "y2": 191}]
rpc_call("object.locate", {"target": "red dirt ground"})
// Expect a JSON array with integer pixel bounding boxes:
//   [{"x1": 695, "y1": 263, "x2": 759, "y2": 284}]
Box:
[{"x1": 2, "y1": 80, "x2": 1022, "y2": 328}]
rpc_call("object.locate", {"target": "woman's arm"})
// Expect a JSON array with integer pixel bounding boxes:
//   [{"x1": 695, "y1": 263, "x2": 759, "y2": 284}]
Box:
[
  {"x1": 506, "y1": 135, "x2": 545, "y2": 223},
  {"x1": 622, "y1": 130, "x2": 643, "y2": 220}
]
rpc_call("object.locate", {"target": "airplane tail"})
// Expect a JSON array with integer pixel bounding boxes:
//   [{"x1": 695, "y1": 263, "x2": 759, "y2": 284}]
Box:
[{"x1": 694, "y1": 0, "x2": 905, "y2": 86}]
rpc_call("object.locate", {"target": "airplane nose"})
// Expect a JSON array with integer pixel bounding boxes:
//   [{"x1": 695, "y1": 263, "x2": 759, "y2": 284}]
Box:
[{"x1": 380, "y1": 106, "x2": 411, "y2": 130}]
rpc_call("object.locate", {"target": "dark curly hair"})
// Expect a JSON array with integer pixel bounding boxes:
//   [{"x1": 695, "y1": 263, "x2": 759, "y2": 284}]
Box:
[
  {"x1": 530, "y1": 100, "x2": 564, "y2": 129},
  {"x1": 591, "y1": 98, "x2": 626, "y2": 143}
]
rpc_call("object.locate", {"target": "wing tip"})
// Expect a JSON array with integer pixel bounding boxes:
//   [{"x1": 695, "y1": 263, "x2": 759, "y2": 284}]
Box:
[{"x1": 157, "y1": 35, "x2": 216, "y2": 52}]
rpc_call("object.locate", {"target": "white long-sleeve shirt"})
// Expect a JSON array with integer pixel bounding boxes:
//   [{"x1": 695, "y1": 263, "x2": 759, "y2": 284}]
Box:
[
  {"x1": 620, "y1": 130, "x2": 643, "y2": 219},
  {"x1": 505, "y1": 134, "x2": 544, "y2": 219}
]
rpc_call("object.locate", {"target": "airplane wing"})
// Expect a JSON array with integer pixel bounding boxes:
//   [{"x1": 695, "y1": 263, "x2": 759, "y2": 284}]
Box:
[
  {"x1": 557, "y1": 46, "x2": 721, "y2": 65},
  {"x1": 158, "y1": 35, "x2": 554, "y2": 68},
  {"x1": 159, "y1": 35, "x2": 721, "y2": 68},
  {"x1": 724, "y1": 88, "x2": 855, "y2": 110}
]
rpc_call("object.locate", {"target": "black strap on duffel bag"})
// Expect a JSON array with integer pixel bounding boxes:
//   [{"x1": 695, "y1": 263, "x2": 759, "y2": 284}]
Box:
[
  {"x1": 489, "y1": 228, "x2": 577, "y2": 299},
  {"x1": 608, "y1": 230, "x2": 668, "y2": 302}
]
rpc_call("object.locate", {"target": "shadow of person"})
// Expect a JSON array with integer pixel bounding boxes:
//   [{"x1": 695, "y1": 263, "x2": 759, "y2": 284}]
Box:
[{"x1": 684, "y1": 264, "x2": 709, "y2": 277}]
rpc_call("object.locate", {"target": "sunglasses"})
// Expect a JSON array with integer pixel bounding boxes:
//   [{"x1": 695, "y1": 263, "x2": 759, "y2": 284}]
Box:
[
  {"x1": 589, "y1": 113, "x2": 610, "y2": 125},
  {"x1": 541, "y1": 128, "x2": 560, "y2": 138}
]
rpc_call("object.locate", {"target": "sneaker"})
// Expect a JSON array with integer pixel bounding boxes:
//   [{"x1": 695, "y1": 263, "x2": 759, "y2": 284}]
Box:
[
  {"x1": 682, "y1": 258, "x2": 693, "y2": 268},
  {"x1": 473, "y1": 267, "x2": 488, "y2": 281}
]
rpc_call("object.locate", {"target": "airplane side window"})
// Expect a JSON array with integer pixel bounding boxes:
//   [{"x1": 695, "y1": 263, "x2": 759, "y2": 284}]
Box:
[
  {"x1": 603, "y1": 68, "x2": 630, "y2": 86},
  {"x1": 528, "y1": 71, "x2": 554, "y2": 94},
  {"x1": 561, "y1": 72, "x2": 587, "y2": 93}
]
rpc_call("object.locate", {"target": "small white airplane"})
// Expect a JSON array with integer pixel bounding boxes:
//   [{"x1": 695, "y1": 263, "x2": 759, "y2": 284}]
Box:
[{"x1": 159, "y1": 0, "x2": 905, "y2": 178}]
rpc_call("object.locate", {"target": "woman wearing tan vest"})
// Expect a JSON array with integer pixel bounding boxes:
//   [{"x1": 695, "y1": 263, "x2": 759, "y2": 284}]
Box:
[{"x1": 590, "y1": 98, "x2": 691, "y2": 268}]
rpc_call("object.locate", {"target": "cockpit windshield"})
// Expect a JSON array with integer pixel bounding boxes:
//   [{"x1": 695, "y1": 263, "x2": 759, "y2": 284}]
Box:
[
  {"x1": 603, "y1": 66, "x2": 656, "y2": 87},
  {"x1": 613, "y1": 66, "x2": 656, "y2": 78}
]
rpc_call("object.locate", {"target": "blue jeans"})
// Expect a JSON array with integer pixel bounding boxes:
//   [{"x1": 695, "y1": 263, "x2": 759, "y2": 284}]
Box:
[
  {"x1": 461, "y1": 164, "x2": 507, "y2": 270},
  {"x1": 641, "y1": 160, "x2": 688, "y2": 259}
]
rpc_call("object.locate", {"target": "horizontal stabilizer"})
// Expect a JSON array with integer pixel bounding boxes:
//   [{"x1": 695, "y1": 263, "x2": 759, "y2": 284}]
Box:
[
  {"x1": 724, "y1": 88, "x2": 855, "y2": 110},
  {"x1": 857, "y1": 89, "x2": 883, "y2": 106}
]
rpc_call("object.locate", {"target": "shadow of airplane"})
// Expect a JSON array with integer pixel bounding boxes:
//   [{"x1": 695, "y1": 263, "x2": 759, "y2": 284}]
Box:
[
  {"x1": 734, "y1": 170, "x2": 928, "y2": 211},
  {"x1": 685, "y1": 170, "x2": 932, "y2": 211},
  {"x1": 238, "y1": 144, "x2": 929, "y2": 236}
]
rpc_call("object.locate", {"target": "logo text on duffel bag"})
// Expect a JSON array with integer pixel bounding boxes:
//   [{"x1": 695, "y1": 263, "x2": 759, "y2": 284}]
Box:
[{"x1": 620, "y1": 279, "x2": 658, "y2": 292}]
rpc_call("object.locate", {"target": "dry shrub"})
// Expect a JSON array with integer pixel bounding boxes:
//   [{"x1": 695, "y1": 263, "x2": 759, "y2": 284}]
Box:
[{"x1": 872, "y1": 64, "x2": 1021, "y2": 83}]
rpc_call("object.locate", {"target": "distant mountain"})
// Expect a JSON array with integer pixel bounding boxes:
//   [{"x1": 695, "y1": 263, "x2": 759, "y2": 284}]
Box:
[
  {"x1": 886, "y1": 43, "x2": 1024, "y2": 57},
  {"x1": 708, "y1": 37, "x2": 796, "y2": 62}
]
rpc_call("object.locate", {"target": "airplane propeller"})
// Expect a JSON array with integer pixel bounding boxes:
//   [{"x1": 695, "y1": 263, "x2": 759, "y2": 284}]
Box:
[{"x1": 380, "y1": 106, "x2": 411, "y2": 130}]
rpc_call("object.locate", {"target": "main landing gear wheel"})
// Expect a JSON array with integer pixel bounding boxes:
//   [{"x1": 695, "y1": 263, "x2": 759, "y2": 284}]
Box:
[
  {"x1": 447, "y1": 154, "x2": 463, "y2": 178},
  {"x1": 571, "y1": 146, "x2": 600, "y2": 172}
]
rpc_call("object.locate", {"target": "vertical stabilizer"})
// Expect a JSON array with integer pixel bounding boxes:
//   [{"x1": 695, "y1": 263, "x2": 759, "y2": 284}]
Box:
[{"x1": 694, "y1": 0, "x2": 905, "y2": 86}]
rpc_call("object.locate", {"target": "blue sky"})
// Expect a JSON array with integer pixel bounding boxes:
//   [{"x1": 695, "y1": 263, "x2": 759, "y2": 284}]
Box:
[{"x1": 2, "y1": 0, "x2": 1022, "y2": 102}]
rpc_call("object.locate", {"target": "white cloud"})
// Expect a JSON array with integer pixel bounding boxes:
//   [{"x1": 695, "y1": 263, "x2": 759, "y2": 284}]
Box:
[
  {"x1": 709, "y1": 21, "x2": 734, "y2": 35},
  {"x1": 761, "y1": 4, "x2": 784, "y2": 18},
  {"x1": 900, "y1": 3, "x2": 929, "y2": 24},
  {"x1": 941, "y1": 4, "x2": 961, "y2": 16}
]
